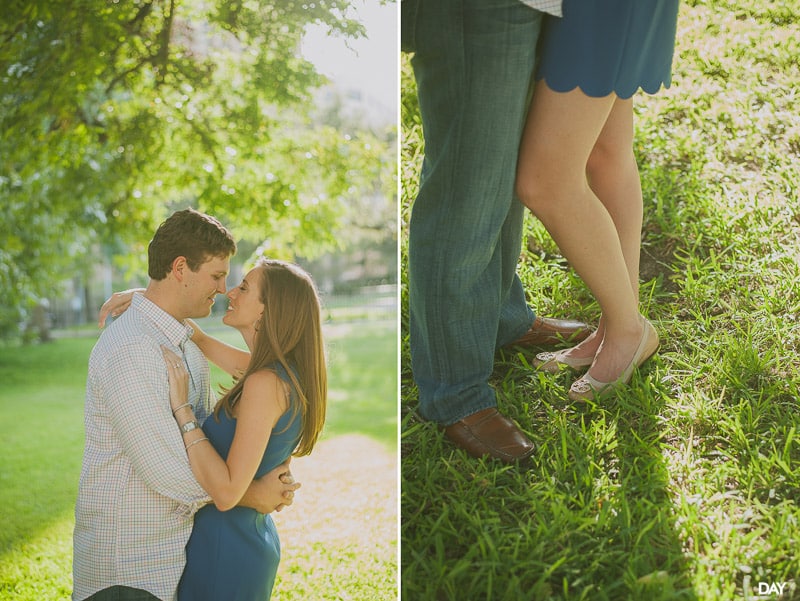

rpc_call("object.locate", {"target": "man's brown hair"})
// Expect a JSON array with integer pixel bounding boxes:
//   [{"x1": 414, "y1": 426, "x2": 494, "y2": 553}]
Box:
[{"x1": 148, "y1": 208, "x2": 237, "y2": 280}]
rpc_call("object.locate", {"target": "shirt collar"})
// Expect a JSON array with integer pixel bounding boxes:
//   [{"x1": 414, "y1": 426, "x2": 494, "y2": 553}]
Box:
[{"x1": 131, "y1": 293, "x2": 194, "y2": 349}]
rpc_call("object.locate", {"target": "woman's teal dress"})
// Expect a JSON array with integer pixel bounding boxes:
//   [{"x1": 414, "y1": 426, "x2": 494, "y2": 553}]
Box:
[
  {"x1": 178, "y1": 364, "x2": 302, "y2": 601},
  {"x1": 536, "y1": 0, "x2": 680, "y2": 99}
]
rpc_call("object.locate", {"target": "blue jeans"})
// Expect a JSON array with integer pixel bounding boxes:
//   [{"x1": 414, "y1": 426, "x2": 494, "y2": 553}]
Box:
[{"x1": 405, "y1": 0, "x2": 543, "y2": 425}]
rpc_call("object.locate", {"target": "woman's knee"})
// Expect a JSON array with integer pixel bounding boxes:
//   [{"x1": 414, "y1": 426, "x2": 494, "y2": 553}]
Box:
[
  {"x1": 515, "y1": 170, "x2": 547, "y2": 216},
  {"x1": 516, "y1": 163, "x2": 585, "y2": 219},
  {"x1": 586, "y1": 140, "x2": 635, "y2": 184},
  {"x1": 514, "y1": 156, "x2": 564, "y2": 215}
]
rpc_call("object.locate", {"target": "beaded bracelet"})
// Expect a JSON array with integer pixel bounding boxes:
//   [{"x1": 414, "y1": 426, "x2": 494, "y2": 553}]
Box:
[{"x1": 185, "y1": 437, "x2": 208, "y2": 451}]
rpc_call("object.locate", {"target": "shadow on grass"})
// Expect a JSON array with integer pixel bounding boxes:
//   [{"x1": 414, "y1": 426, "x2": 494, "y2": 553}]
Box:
[
  {"x1": 401, "y1": 348, "x2": 696, "y2": 600},
  {"x1": 601, "y1": 376, "x2": 696, "y2": 600}
]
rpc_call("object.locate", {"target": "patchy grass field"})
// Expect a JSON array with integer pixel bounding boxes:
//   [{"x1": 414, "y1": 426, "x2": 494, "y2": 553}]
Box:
[{"x1": 401, "y1": 1, "x2": 800, "y2": 599}]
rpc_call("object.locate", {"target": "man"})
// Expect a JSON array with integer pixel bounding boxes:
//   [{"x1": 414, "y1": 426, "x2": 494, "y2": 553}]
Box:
[
  {"x1": 73, "y1": 209, "x2": 299, "y2": 601},
  {"x1": 403, "y1": 0, "x2": 588, "y2": 463}
]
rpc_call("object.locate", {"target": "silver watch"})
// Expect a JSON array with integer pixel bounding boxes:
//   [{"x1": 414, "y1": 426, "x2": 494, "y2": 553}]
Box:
[{"x1": 180, "y1": 420, "x2": 200, "y2": 434}]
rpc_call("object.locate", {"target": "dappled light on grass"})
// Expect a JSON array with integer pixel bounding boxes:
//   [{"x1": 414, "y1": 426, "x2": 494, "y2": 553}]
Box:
[{"x1": 400, "y1": 0, "x2": 800, "y2": 598}]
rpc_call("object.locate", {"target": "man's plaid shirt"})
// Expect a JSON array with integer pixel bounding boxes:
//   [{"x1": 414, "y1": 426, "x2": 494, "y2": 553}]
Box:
[
  {"x1": 73, "y1": 294, "x2": 213, "y2": 601},
  {"x1": 518, "y1": 0, "x2": 562, "y2": 17}
]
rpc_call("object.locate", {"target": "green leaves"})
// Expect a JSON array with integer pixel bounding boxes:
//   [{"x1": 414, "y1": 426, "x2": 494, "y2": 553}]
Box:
[{"x1": 0, "y1": 0, "x2": 392, "y2": 337}]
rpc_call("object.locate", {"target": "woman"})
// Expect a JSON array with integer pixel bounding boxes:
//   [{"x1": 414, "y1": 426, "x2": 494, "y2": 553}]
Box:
[
  {"x1": 105, "y1": 259, "x2": 326, "y2": 600},
  {"x1": 515, "y1": 1, "x2": 679, "y2": 401}
]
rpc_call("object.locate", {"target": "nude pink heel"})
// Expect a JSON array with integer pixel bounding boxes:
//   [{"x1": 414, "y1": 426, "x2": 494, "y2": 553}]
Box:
[
  {"x1": 568, "y1": 316, "x2": 659, "y2": 402},
  {"x1": 533, "y1": 349, "x2": 594, "y2": 374}
]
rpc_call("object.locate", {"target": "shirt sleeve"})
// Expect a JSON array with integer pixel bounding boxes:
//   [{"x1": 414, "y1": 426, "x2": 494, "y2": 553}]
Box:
[{"x1": 95, "y1": 335, "x2": 211, "y2": 508}]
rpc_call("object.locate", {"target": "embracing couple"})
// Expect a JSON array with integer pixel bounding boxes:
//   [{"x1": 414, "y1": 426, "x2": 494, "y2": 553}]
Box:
[
  {"x1": 403, "y1": 0, "x2": 680, "y2": 462},
  {"x1": 72, "y1": 208, "x2": 326, "y2": 601}
]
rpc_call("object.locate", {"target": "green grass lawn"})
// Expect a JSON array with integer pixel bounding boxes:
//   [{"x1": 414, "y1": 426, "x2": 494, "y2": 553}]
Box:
[
  {"x1": 0, "y1": 318, "x2": 397, "y2": 600},
  {"x1": 401, "y1": 1, "x2": 800, "y2": 599}
]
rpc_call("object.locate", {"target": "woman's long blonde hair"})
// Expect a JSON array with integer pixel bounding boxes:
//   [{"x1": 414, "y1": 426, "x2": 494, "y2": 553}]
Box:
[{"x1": 213, "y1": 259, "x2": 327, "y2": 457}]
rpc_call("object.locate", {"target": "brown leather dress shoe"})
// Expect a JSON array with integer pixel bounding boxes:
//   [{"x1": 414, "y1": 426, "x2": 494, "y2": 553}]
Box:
[
  {"x1": 443, "y1": 408, "x2": 535, "y2": 463},
  {"x1": 505, "y1": 316, "x2": 592, "y2": 347}
]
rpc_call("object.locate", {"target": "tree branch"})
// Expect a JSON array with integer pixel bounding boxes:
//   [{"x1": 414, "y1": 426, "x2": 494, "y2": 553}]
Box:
[{"x1": 155, "y1": 0, "x2": 176, "y2": 86}]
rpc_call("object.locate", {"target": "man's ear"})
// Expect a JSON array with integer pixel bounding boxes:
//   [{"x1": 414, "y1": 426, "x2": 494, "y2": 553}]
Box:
[{"x1": 172, "y1": 256, "x2": 187, "y2": 280}]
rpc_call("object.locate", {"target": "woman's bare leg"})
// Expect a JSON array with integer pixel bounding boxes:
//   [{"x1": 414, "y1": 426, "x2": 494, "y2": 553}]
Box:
[
  {"x1": 588, "y1": 96, "x2": 643, "y2": 297},
  {"x1": 554, "y1": 96, "x2": 644, "y2": 362},
  {"x1": 516, "y1": 84, "x2": 643, "y2": 383}
]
